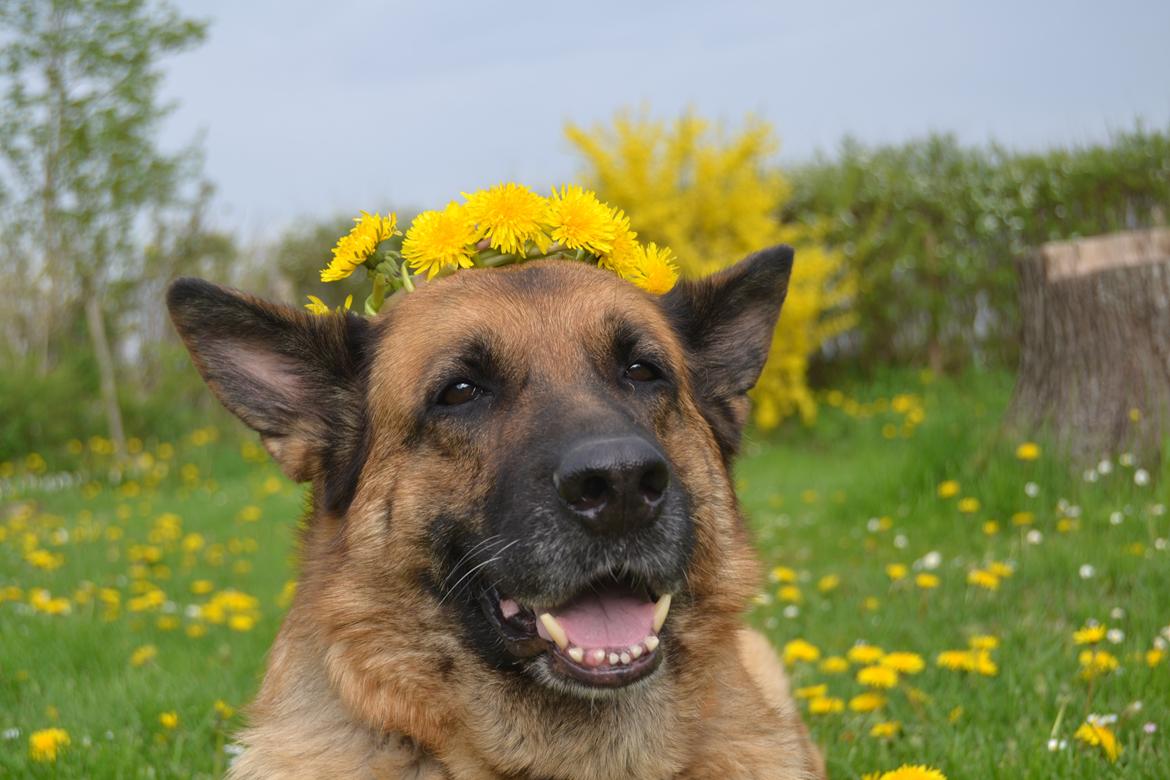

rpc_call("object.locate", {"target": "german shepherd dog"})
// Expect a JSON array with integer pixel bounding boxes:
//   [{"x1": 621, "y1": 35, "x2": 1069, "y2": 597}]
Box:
[{"x1": 167, "y1": 245, "x2": 826, "y2": 779}]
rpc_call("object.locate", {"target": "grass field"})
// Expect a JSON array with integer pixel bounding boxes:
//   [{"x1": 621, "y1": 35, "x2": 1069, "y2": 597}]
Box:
[{"x1": 1, "y1": 371, "x2": 1167, "y2": 778}]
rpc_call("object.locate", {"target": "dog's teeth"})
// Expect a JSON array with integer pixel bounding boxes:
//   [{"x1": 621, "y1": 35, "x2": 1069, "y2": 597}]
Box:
[
  {"x1": 620, "y1": 652, "x2": 631, "y2": 665},
  {"x1": 652, "y1": 593, "x2": 672, "y2": 633},
  {"x1": 629, "y1": 644, "x2": 644, "y2": 659},
  {"x1": 608, "y1": 652, "x2": 620, "y2": 666},
  {"x1": 568, "y1": 646, "x2": 584, "y2": 663},
  {"x1": 644, "y1": 635, "x2": 660, "y2": 652},
  {"x1": 539, "y1": 613, "x2": 568, "y2": 649},
  {"x1": 588, "y1": 649, "x2": 607, "y2": 667}
]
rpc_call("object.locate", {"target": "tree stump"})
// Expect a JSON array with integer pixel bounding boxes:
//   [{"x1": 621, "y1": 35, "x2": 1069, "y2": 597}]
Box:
[{"x1": 1008, "y1": 228, "x2": 1170, "y2": 462}]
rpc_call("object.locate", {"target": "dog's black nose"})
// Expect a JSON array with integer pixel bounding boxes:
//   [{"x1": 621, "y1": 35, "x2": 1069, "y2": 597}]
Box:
[{"x1": 554, "y1": 437, "x2": 670, "y2": 535}]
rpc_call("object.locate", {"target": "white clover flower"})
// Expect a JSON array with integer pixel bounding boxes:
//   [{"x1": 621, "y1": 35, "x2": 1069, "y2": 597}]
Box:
[
  {"x1": 1107, "y1": 629, "x2": 1125, "y2": 644},
  {"x1": 1098, "y1": 459, "x2": 1113, "y2": 475},
  {"x1": 1109, "y1": 511, "x2": 1124, "y2": 525},
  {"x1": 783, "y1": 605, "x2": 800, "y2": 619},
  {"x1": 1026, "y1": 529, "x2": 1044, "y2": 544},
  {"x1": 1046, "y1": 738, "x2": 1067, "y2": 751},
  {"x1": 1079, "y1": 564, "x2": 1096, "y2": 579},
  {"x1": 1, "y1": 728, "x2": 19, "y2": 740},
  {"x1": 1025, "y1": 481, "x2": 1040, "y2": 497},
  {"x1": 1134, "y1": 469, "x2": 1150, "y2": 486},
  {"x1": 1120, "y1": 453, "x2": 1135, "y2": 467},
  {"x1": 1083, "y1": 469, "x2": 1098, "y2": 483},
  {"x1": 894, "y1": 534, "x2": 908, "y2": 549},
  {"x1": 1109, "y1": 607, "x2": 1126, "y2": 620},
  {"x1": 866, "y1": 517, "x2": 881, "y2": 532},
  {"x1": 920, "y1": 550, "x2": 942, "y2": 570}
]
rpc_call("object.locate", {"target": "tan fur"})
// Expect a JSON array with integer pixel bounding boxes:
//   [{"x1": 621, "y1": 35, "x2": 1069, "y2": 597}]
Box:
[{"x1": 182, "y1": 263, "x2": 824, "y2": 779}]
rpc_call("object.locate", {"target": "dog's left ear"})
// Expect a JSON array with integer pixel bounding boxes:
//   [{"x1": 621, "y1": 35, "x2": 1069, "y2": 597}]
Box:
[
  {"x1": 660, "y1": 244, "x2": 794, "y2": 459},
  {"x1": 166, "y1": 278, "x2": 374, "y2": 512}
]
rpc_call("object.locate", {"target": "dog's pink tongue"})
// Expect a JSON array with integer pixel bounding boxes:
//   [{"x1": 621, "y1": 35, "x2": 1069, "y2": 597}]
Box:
[{"x1": 538, "y1": 589, "x2": 655, "y2": 648}]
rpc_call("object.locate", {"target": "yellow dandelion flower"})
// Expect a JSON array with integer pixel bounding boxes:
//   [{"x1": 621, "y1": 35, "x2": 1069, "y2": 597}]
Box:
[
  {"x1": 807, "y1": 696, "x2": 845, "y2": 715},
  {"x1": 547, "y1": 185, "x2": 616, "y2": 255},
  {"x1": 915, "y1": 573, "x2": 939, "y2": 589},
  {"x1": 777, "y1": 585, "x2": 802, "y2": 603},
  {"x1": 1078, "y1": 649, "x2": 1120, "y2": 680},
  {"x1": 321, "y1": 211, "x2": 398, "y2": 282},
  {"x1": 1074, "y1": 721, "x2": 1120, "y2": 762},
  {"x1": 971, "y1": 650, "x2": 998, "y2": 676},
  {"x1": 29, "y1": 728, "x2": 70, "y2": 763},
  {"x1": 982, "y1": 521, "x2": 1000, "y2": 535},
  {"x1": 1073, "y1": 624, "x2": 1107, "y2": 645},
  {"x1": 849, "y1": 692, "x2": 887, "y2": 712},
  {"x1": 1015, "y1": 442, "x2": 1041, "y2": 461},
  {"x1": 402, "y1": 202, "x2": 479, "y2": 280},
  {"x1": 817, "y1": 574, "x2": 841, "y2": 593},
  {"x1": 599, "y1": 209, "x2": 640, "y2": 275},
  {"x1": 624, "y1": 242, "x2": 679, "y2": 295},
  {"x1": 304, "y1": 295, "x2": 330, "y2": 315},
  {"x1": 967, "y1": 569, "x2": 1000, "y2": 591},
  {"x1": 1011, "y1": 511, "x2": 1034, "y2": 526},
  {"x1": 214, "y1": 699, "x2": 235, "y2": 719},
  {"x1": 770, "y1": 566, "x2": 798, "y2": 584},
  {"x1": 886, "y1": 563, "x2": 908, "y2": 581},
  {"x1": 857, "y1": 664, "x2": 899, "y2": 689},
  {"x1": 130, "y1": 644, "x2": 158, "y2": 668},
  {"x1": 795, "y1": 684, "x2": 828, "y2": 700},
  {"x1": 879, "y1": 765, "x2": 948, "y2": 780},
  {"x1": 782, "y1": 638, "x2": 821, "y2": 666},
  {"x1": 937, "y1": 480, "x2": 960, "y2": 498},
  {"x1": 463, "y1": 183, "x2": 552, "y2": 256},
  {"x1": 957, "y1": 497, "x2": 981, "y2": 514},
  {"x1": 968, "y1": 635, "x2": 999, "y2": 651},
  {"x1": 819, "y1": 656, "x2": 850, "y2": 674},
  {"x1": 881, "y1": 652, "x2": 925, "y2": 674},
  {"x1": 848, "y1": 644, "x2": 885, "y2": 665},
  {"x1": 987, "y1": 561, "x2": 1014, "y2": 578},
  {"x1": 1146, "y1": 648, "x2": 1165, "y2": 667},
  {"x1": 159, "y1": 711, "x2": 179, "y2": 730},
  {"x1": 936, "y1": 650, "x2": 972, "y2": 671},
  {"x1": 870, "y1": 720, "x2": 901, "y2": 739}
]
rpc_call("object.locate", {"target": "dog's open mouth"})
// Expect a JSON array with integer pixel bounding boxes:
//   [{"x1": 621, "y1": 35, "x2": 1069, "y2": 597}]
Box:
[{"x1": 479, "y1": 581, "x2": 671, "y2": 688}]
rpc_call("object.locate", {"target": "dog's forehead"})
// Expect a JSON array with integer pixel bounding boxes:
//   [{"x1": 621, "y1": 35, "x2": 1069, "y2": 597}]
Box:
[{"x1": 368, "y1": 261, "x2": 682, "y2": 392}]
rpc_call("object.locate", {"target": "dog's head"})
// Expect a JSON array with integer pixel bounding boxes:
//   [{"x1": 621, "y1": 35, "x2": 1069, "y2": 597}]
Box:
[{"x1": 168, "y1": 247, "x2": 790, "y2": 712}]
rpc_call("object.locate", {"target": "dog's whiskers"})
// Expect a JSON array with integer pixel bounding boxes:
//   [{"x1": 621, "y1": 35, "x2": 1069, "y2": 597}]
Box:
[
  {"x1": 442, "y1": 534, "x2": 504, "y2": 588},
  {"x1": 439, "y1": 538, "x2": 520, "y2": 607}
]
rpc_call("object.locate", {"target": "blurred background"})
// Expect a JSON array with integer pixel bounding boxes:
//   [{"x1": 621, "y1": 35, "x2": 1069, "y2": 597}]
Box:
[{"x1": 1, "y1": 1, "x2": 1169, "y2": 777}]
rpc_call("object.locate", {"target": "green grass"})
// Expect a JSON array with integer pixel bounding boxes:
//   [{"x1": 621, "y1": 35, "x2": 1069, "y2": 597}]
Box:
[{"x1": 1, "y1": 372, "x2": 1167, "y2": 778}]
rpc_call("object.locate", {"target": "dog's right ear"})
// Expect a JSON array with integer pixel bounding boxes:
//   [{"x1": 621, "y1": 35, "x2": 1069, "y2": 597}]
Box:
[{"x1": 166, "y1": 278, "x2": 374, "y2": 510}]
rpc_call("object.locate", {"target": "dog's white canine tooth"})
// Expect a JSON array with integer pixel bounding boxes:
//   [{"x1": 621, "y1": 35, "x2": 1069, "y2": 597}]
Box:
[
  {"x1": 652, "y1": 593, "x2": 672, "y2": 633},
  {"x1": 644, "y1": 635, "x2": 660, "y2": 652},
  {"x1": 568, "y1": 646, "x2": 584, "y2": 663},
  {"x1": 629, "y1": 644, "x2": 644, "y2": 659},
  {"x1": 608, "y1": 652, "x2": 620, "y2": 666},
  {"x1": 620, "y1": 652, "x2": 631, "y2": 664},
  {"x1": 539, "y1": 613, "x2": 569, "y2": 649}
]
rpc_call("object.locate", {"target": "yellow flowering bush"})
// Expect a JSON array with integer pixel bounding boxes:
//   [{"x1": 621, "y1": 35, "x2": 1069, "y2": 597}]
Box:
[
  {"x1": 311, "y1": 183, "x2": 681, "y2": 316},
  {"x1": 565, "y1": 110, "x2": 854, "y2": 426}
]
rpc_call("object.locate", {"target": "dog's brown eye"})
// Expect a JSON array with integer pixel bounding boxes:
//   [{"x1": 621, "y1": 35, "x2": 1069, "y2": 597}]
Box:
[
  {"x1": 624, "y1": 362, "x2": 660, "y2": 383},
  {"x1": 439, "y1": 380, "x2": 481, "y2": 406}
]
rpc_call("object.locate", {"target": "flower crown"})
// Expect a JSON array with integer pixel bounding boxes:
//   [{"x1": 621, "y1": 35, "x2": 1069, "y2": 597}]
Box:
[{"x1": 306, "y1": 183, "x2": 679, "y2": 316}]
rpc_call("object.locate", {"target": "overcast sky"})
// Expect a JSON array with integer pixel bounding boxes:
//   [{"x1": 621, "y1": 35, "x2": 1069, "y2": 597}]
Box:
[{"x1": 162, "y1": 0, "x2": 1170, "y2": 239}]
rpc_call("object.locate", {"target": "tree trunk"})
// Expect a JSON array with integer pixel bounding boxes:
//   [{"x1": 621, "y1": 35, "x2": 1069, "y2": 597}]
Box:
[
  {"x1": 85, "y1": 294, "x2": 127, "y2": 461},
  {"x1": 1008, "y1": 228, "x2": 1170, "y2": 462}
]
